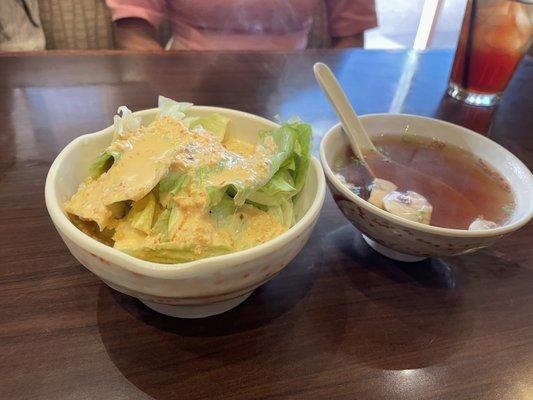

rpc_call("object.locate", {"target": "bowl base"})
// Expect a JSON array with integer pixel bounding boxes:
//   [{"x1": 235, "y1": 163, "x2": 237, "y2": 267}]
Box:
[
  {"x1": 362, "y1": 235, "x2": 427, "y2": 262},
  {"x1": 140, "y1": 291, "x2": 253, "y2": 318}
]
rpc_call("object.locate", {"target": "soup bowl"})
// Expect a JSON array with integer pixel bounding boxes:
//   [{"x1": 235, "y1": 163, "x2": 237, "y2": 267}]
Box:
[
  {"x1": 45, "y1": 106, "x2": 326, "y2": 318},
  {"x1": 320, "y1": 114, "x2": 533, "y2": 262}
]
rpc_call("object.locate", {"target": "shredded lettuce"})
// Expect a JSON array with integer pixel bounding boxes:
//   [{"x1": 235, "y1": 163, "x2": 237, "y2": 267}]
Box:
[
  {"x1": 209, "y1": 195, "x2": 243, "y2": 232},
  {"x1": 108, "y1": 201, "x2": 129, "y2": 219},
  {"x1": 113, "y1": 106, "x2": 141, "y2": 141},
  {"x1": 158, "y1": 171, "x2": 190, "y2": 207},
  {"x1": 247, "y1": 169, "x2": 296, "y2": 206},
  {"x1": 71, "y1": 97, "x2": 313, "y2": 264},
  {"x1": 152, "y1": 208, "x2": 171, "y2": 241},
  {"x1": 89, "y1": 149, "x2": 121, "y2": 178},
  {"x1": 289, "y1": 120, "x2": 312, "y2": 193},
  {"x1": 190, "y1": 113, "x2": 230, "y2": 142},
  {"x1": 91, "y1": 106, "x2": 140, "y2": 178},
  {"x1": 129, "y1": 192, "x2": 156, "y2": 234},
  {"x1": 158, "y1": 96, "x2": 193, "y2": 120},
  {"x1": 267, "y1": 198, "x2": 294, "y2": 228},
  {"x1": 245, "y1": 120, "x2": 311, "y2": 225},
  {"x1": 233, "y1": 120, "x2": 312, "y2": 209},
  {"x1": 126, "y1": 243, "x2": 232, "y2": 264}
]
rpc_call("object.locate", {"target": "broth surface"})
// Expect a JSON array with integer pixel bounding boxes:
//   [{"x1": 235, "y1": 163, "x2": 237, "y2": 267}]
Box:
[{"x1": 334, "y1": 134, "x2": 514, "y2": 229}]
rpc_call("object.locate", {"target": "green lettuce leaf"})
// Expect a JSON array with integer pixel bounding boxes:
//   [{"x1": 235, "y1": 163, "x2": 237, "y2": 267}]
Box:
[
  {"x1": 127, "y1": 243, "x2": 232, "y2": 264},
  {"x1": 158, "y1": 171, "x2": 190, "y2": 207},
  {"x1": 267, "y1": 198, "x2": 294, "y2": 228},
  {"x1": 110, "y1": 114, "x2": 312, "y2": 264},
  {"x1": 205, "y1": 185, "x2": 228, "y2": 209},
  {"x1": 168, "y1": 205, "x2": 184, "y2": 234},
  {"x1": 108, "y1": 201, "x2": 129, "y2": 219},
  {"x1": 280, "y1": 155, "x2": 296, "y2": 171},
  {"x1": 89, "y1": 149, "x2": 121, "y2": 179},
  {"x1": 210, "y1": 195, "x2": 243, "y2": 233},
  {"x1": 152, "y1": 208, "x2": 170, "y2": 236},
  {"x1": 234, "y1": 120, "x2": 312, "y2": 206},
  {"x1": 127, "y1": 196, "x2": 234, "y2": 263},
  {"x1": 289, "y1": 120, "x2": 312, "y2": 193},
  {"x1": 246, "y1": 169, "x2": 296, "y2": 206},
  {"x1": 190, "y1": 113, "x2": 230, "y2": 141},
  {"x1": 129, "y1": 192, "x2": 156, "y2": 234},
  {"x1": 158, "y1": 96, "x2": 193, "y2": 120},
  {"x1": 112, "y1": 106, "x2": 141, "y2": 140},
  {"x1": 91, "y1": 105, "x2": 142, "y2": 178}
]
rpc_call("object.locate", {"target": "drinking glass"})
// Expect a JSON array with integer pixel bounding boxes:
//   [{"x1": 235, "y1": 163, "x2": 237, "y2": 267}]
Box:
[{"x1": 448, "y1": 0, "x2": 532, "y2": 106}]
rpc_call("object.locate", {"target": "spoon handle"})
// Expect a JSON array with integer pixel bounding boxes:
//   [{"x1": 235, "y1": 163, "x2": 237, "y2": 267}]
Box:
[{"x1": 313, "y1": 62, "x2": 377, "y2": 161}]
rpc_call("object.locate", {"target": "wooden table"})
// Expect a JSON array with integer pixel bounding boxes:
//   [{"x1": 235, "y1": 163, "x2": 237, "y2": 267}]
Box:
[{"x1": 1, "y1": 50, "x2": 532, "y2": 400}]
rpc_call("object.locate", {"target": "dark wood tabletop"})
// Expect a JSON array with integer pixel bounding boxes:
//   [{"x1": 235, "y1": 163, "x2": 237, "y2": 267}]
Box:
[{"x1": 1, "y1": 49, "x2": 532, "y2": 400}]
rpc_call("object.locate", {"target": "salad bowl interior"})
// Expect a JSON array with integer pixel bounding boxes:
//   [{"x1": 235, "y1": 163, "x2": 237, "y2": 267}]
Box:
[{"x1": 45, "y1": 106, "x2": 325, "y2": 318}]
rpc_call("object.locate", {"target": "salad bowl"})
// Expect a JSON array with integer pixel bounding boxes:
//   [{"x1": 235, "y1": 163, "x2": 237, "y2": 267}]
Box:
[{"x1": 45, "y1": 106, "x2": 326, "y2": 318}]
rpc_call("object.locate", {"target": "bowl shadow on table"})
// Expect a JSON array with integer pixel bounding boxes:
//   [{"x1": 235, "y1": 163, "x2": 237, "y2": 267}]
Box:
[
  {"x1": 322, "y1": 223, "x2": 474, "y2": 371},
  {"x1": 96, "y1": 226, "x2": 350, "y2": 400}
]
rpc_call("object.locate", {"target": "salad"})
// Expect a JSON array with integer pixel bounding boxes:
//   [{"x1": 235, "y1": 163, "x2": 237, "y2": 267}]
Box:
[{"x1": 65, "y1": 97, "x2": 312, "y2": 263}]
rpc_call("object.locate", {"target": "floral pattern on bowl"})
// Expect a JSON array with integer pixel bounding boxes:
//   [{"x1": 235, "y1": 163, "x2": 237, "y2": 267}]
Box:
[{"x1": 320, "y1": 114, "x2": 533, "y2": 261}]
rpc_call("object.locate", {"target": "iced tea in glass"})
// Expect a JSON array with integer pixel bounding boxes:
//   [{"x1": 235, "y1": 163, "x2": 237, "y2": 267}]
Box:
[{"x1": 448, "y1": 0, "x2": 532, "y2": 106}]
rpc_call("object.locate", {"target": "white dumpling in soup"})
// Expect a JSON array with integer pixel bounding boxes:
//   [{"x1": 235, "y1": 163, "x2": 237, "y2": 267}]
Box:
[
  {"x1": 368, "y1": 178, "x2": 398, "y2": 209},
  {"x1": 383, "y1": 190, "x2": 433, "y2": 225},
  {"x1": 468, "y1": 218, "x2": 499, "y2": 231}
]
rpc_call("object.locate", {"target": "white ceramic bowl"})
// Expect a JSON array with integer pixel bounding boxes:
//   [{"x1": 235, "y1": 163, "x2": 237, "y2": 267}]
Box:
[
  {"x1": 320, "y1": 114, "x2": 533, "y2": 262},
  {"x1": 45, "y1": 107, "x2": 325, "y2": 318}
]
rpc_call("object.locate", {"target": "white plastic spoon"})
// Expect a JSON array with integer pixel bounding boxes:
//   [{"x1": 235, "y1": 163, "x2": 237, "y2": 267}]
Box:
[
  {"x1": 313, "y1": 62, "x2": 377, "y2": 165},
  {"x1": 313, "y1": 62, "x2": 479, "y2": 228}
]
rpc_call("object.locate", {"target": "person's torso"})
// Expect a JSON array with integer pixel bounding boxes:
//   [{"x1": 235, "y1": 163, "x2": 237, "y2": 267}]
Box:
[
  {"x1": 169, "y1": 0, "x2": 317, "y2": 33},
  {"x1": 166, "y1": 0, "x2": 319, "y2": 50}
]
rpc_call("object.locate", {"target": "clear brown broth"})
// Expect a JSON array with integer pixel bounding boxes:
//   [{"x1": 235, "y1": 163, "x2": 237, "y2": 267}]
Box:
[{"x1": 334, "y1": 134, "x2": 515, "y2": 229}]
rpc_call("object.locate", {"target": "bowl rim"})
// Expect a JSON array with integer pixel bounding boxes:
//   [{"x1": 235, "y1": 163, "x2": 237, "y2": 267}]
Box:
[
  {"x1": 45, "y1": 106, "x2": 326, "y2": 279},
  {"x1": 319, "y1": 113, "x2": 533, "y2": 238}
]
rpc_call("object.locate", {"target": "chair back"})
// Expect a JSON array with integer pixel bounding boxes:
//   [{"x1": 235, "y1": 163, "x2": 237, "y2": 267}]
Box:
[{"x1": 38, "y1": 0, "x2": 114, "y2": 49}]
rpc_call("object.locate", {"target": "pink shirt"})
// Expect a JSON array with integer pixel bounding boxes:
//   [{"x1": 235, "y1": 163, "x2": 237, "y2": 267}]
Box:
[{"x1": 106, "y1": 0, "x2": 377, "y2": 50}]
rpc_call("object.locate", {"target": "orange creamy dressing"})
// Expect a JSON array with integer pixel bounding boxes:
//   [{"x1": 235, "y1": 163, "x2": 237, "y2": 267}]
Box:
[{"x1": 65, "y1": 116, "x2": 287, "y2": 262}]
